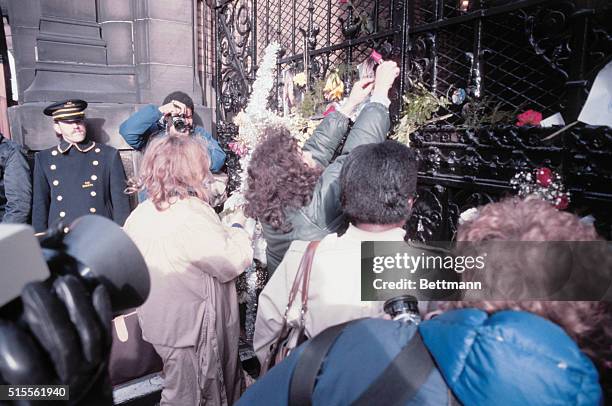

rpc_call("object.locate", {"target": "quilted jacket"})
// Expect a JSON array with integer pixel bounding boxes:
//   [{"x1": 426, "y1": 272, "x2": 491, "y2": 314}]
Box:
[{"x1": 238, "y1": 309, "x2": 602, "y2": 405}]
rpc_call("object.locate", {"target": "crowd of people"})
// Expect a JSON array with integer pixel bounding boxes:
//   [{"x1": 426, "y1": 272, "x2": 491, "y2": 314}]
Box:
[{"x1": 0, "y1": 60, "x2": 609, "y2": 405}]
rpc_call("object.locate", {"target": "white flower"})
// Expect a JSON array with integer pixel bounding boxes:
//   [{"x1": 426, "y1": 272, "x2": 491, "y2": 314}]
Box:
[{"x1": 459, "y1": 207, "x2": 479, "y2": 225}]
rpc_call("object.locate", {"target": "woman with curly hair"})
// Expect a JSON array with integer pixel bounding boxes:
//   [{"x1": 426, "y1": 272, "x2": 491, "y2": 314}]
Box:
[
  {"x1": 245, "y1": 61, "x2": 400, "y2": 274},
  {"x1": 123, "y1": 135, "x2": 253, "y2": 405}
]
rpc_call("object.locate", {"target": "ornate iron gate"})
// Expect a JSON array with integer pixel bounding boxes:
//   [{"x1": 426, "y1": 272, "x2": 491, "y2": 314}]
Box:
[{"x1": 214, "y1": 0, "x2": 612, "y2": 240}]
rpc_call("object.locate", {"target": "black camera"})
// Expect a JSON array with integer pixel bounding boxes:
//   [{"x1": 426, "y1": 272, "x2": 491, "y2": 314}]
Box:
[
  {"x1": 383, "y1": 295, "x2": 421, "y2": 325},
  {"x1": 171, "y1": 115, "x2": 190, "y2": 133},
  {"x1": 0, "y1": 215, "x2": 150, "y2": 314}
]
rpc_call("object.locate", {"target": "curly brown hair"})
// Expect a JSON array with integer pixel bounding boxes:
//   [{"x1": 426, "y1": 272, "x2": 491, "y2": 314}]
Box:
[
  {"x1": 245, "y1": 127, "x2": 322, "y2": 232},
  {"x1": 445, "y1": 197, "x2": 612, "y2": 398}
]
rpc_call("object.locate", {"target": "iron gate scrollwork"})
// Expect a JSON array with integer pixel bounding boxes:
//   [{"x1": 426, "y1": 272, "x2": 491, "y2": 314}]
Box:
[{"x1": 215, "y1": 0, "x2": 612, "y2": 240}]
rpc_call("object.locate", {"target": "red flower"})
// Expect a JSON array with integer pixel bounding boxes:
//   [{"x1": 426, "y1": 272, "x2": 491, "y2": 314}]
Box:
[
  {"x1": 339, "y1": 0, "x2": 349, "y2": 3},
  {"x1": 536, "y1": 167, "x2": 553, "y2": 187},
  {"x1": 556, "y1": 195, "x2": 569, "y2": 210},
  {"x1": 228, "y1": 141, "x2": 248, "y2": 158},
  {"x1": 323, "y1": 104, "x2": 336, "y2": 116},
  {"x1": 516, "y1": 109, "x2": 542, "y2": 127},
  {"x1": 370, "y1": 50, "x2": 383, "y2": 64}
]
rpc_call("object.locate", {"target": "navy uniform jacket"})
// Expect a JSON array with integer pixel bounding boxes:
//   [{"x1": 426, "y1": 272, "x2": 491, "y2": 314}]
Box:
[{"x1": 32, "y1": 139, "x2": 131, "y2": 232}]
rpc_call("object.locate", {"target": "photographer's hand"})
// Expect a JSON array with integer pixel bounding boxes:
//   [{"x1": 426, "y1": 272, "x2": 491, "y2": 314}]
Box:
[
  {"x1": 159, "y1": 100, "x2": 188, "y2": 117},
  {"x1": 0, "y1": 275, "x2": 113, "y2": 405}
]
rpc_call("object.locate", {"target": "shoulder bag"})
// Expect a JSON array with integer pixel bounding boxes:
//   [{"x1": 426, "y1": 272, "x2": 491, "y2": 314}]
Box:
[{"x1": 260, "y1": 240, "x2": 320, "y2": 375}]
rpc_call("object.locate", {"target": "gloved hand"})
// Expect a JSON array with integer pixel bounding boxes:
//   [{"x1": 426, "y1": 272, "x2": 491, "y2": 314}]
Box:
[{"x1": 0, "y1": 275, "x2": 113, "y2": 405}]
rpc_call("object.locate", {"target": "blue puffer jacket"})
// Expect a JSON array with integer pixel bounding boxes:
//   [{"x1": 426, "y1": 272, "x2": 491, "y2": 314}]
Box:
[{"x1": 237, "y1": 309, "x2": 601, "y2": 405}]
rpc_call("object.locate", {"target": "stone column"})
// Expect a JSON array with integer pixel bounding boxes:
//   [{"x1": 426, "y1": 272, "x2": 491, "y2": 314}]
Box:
[{"x1": 133, "y1": 0, "x2": 203, "y2": 105}]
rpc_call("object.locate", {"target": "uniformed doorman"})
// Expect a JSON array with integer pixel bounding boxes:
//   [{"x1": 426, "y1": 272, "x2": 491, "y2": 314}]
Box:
[{"x1": 32, "y1": 100, "x2": 131, "y2": 232}]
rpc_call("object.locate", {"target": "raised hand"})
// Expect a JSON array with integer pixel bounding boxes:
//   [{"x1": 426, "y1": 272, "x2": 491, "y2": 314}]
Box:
[
  {"x1": 372, "y1": 61, "x2": 400, "y2": 99},
  {"x1": 339, "y1": 78, "x2": 375, "y2": 116}
]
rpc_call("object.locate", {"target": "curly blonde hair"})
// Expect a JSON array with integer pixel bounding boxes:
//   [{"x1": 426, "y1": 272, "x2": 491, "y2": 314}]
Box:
[{"x1": 127, "y1": 134, "x2": 211, "y2": 210}]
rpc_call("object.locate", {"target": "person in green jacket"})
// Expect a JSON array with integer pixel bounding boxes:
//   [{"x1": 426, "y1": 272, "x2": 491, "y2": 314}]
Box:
[{"x1": 245, "y1": 61, "x2": 400, "y2": 275}]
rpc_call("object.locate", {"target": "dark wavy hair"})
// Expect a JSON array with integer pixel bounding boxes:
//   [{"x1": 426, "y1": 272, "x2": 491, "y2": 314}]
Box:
[
  {"x1": 162, "y1": 91, "x2": 194, "y2": 112},
  {"x1": 340, "y1": 140, "x2": 417, "y2": 224},
  {"x1": 245, "y1": 127, "x2": 322, "y2": 232}
]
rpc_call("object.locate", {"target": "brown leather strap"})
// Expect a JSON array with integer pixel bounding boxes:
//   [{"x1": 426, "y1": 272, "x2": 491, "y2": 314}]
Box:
[
  {"x1": 261, "y1": 241, "x2": 321, "y2": 375},
  {"x1": 286, "y1": 241, "x2": 319, "y2": 315},
  {"x1": 286, "y1": 263, "x2": 304, "y2": 314},
  {"x1": 300, "y1": 241, "x2": 320, "y2": 315}
]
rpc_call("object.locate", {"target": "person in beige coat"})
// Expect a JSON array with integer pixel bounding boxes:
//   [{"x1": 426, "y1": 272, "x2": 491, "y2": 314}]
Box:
[
  {"x1": 253, "y1": 140, "x2": 418, "y2": 364},
  {"x1": 123, "y1": 134, "x2": 253, "y2": 405}
]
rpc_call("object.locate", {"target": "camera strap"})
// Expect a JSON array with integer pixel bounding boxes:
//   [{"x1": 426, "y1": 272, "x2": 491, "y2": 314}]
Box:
[
  {"x1": 288, "y1": 321, "x2": 461, "y2": 406},
  {"x1": 288, "y1": 319, "x2": 356, "y2": 405},
  {"x1": 350, "y1": 332, "x2": 438, "y2": 406}
]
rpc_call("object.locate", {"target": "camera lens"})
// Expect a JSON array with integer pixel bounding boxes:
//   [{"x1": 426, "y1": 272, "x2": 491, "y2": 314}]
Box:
[
  {"x1": 172, "y1": 116, "x2": 187, "y2": 132},
  {"x1": 384, "y1": 295, "x2": 421, "y2": 324}
]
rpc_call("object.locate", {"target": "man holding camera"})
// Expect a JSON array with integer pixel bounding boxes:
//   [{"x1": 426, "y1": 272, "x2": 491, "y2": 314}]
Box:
[{"x1": 119, "y1": 91, "x2": 226, "y2": 172}]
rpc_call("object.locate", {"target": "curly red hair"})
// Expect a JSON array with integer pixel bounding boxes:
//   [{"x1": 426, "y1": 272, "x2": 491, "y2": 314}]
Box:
[
  {"x1": 245, "y1": 128, "x2": 322, "y2": 232},
  {"x1": 445, "y1": 197, "x2": 611, "y2": 398},
  {"x1": 126, "y1": 134, "x2": 211, "y2": 210}
]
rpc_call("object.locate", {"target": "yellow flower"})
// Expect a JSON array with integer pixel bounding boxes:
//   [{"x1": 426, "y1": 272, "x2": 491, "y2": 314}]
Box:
[
  {"x1": 323, "y1": 71, "x2": 344, "y2": 101},
  {"x1": 293, "y1": 72, "x2": 307, "y2": 87}
]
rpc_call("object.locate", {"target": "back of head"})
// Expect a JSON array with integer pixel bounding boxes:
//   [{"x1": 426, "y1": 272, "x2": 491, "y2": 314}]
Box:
[
  {"x1": 129, "y1": 134, "x2": 211, "y2": 210},
  {"x1": 340, "y1": 140, "x2": 417, "y2": 225},
  {"x1": 446, "y1": 197, "x2": 611, "y2": 398},
  {"x1": 244, "y1": 127, "x2": 322, "y2": 232},
  {"x1": 457, "y1": 197, "x2": 599, "y2": 241},
  {"x1": 162, "y1": 91, "x2": 195, "y2": 112}
]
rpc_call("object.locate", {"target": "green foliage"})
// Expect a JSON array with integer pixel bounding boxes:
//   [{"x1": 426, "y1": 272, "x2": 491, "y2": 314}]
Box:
[
  {"x1": 393, "y1": 82, "x2": 450, "y2": 145},
  {"x1": 343, "y1": 0, "x2": 376, "y2": 36},
  {"x1": 460, "y1": 96, "x2": 517, "y2": 130},
  {"x1": 336, "y1": 63, "x2": 358, "y2": 80},
  {"x1": 298, "y1": 78, "x2": 326, "y2": 118}
]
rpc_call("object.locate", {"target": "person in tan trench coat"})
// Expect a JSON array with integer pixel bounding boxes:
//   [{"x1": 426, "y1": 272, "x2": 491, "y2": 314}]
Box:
[{"x1": 123, "y1": 134, "x2": 253, "y2": 405}]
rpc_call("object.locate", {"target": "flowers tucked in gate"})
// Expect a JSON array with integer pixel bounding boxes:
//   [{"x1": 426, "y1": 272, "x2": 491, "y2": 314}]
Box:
[
  {"x1": 516, "y1": 109, "x2": 543, "y2": 127},
  {"x1": 323, "y1": 104, "x2": 336, "y2": 116},
  {"x1": 227, "y1": 141, "x2": 248, "y2": 158},
  {"x1": 393, "y1": 82, "x2": 451, "y2": 145},
  {"x1": 323, "y1": 69, "x2": 344, "y2": 101},
  {"x1": 460, "y1": 96, "x2": 517, "y2": 131},
  {"x1": 511, "y1": 167, "x2": 570, "y2": 210},
  {"x1": 293, "y1": 72, "x2": 307, "y2": 88}
]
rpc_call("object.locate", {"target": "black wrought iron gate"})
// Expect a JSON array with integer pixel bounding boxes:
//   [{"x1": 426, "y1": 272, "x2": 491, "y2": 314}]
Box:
[{"x1": 214, "y1": 0, "x2": 612, "y2": 240}]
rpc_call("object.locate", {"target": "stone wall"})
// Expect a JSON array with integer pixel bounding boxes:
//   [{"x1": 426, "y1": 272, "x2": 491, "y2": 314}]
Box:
[{"x1": 6, "y1": 0, "x2": 213, "y2": 182}]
